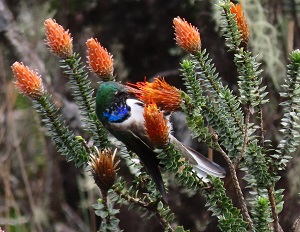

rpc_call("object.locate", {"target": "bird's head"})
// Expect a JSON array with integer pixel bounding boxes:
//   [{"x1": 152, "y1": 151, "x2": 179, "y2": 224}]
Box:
[{"x1": 96, "y1": 81, "x2": 131, "y2": 123}]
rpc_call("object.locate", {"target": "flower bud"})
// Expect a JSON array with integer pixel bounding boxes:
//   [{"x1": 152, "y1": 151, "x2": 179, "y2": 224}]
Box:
[
  {"x1": 230, "y1": 3, "x2": 250, "y2": 47},
  {"x1": 173, "y1": 16, "x2": 201, "y2": 54},
  {"x1": 128, "y1": 77, "x2": 182, "y2": 112},
  {"x1": 86, "y1": 38, "x2": 114, "y2": 80},
  {"x1": 144, "y1": 101, "x2": 169, "y2": 147},
  {"x1": 44, "y1": 18, "x2": 73, "y2": 58},
  {"x1": 89, "y1": 148, "x2": 119, "y2": 192},
  {"x1": 12, "y1": 62, "x2": 44, "y2": 99}
]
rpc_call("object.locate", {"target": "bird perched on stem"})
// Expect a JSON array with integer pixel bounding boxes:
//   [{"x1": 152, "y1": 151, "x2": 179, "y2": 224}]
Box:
[{"x1": 95, "y1": 81, "x2": 225, "y2": 201}]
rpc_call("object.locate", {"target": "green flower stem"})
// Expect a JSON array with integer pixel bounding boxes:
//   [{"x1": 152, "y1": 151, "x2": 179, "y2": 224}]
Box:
[
  {"x1": 99, "y1": 190, "x2": 117, "y2": 232},
  {"x1": 33, "y1": 94, "x2": 89, "y2": 167},
  {"x1": 219, "y1": 0, "x2": 242, "y2": 50},
  {"x1": 93, "y1": 191, "x2": 120, "y2": 232},
  {"x1": 276, "y1": 50, "x2": 300, "y2": 169},
  {"x1": 101, "y1": 191, "x2": 110, "y2": 228},
  {"x1": 181, "y1": 57, "x2": 244, "y2": 160},
  {"x1": 251, "y1": 196, "x2": 272, "y2": 231},
  {"x1": 219, "y1": 1, "x2": 268, "y2": 134},
  {"x1": 60, "y1": 53, "x2": 109, "y2": 149},
  {"x1": 193, "y1": 51, "x2": 244, "y2": 132}
]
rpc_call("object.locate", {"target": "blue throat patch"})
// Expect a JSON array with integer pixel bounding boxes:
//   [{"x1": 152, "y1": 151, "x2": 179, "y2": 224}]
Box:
[{"x1": 103, "y1": 104, "x2": 130, "y2": 122}]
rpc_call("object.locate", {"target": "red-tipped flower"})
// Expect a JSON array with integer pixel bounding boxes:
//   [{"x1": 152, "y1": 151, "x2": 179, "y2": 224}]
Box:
[
  {"x1": 173, "y1": 16, "x2": 201, "y2": 54},
  {"x1": 144, "y1": 101, "x2": 169, "y2": 147},
  {"x1": 128, "y1": 77, "x2": 182, "y2": 112},
  {"x1": 86, "y1": 38, "x2": 114, "y2": 80},
  {"x1": 44, "y1": 18, "x2": 73, "y2": 58},
  {"x1": 230, "y1": 3, "x2": 250, "y2": 47},
  {"x1": 89, "y1": 148, "x2": 119, "y2": 193},
  {"x1": 12, "y1": 62, "x2": 44, "y2": 99}
]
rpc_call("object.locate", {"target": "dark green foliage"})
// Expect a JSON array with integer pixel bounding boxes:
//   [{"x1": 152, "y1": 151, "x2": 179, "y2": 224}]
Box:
[
  {"x1": 180, "y1": 60, "x2": 211, "y2": 142},
  {"x1": 276, "y1": 50, "x2": 300, "y2": 169},
  {"x1": 205, "y1": 177, "x2": 248, "y2": 232},
  {"x1": 157, "y1": 144, "x2": 248, "y2": 232},
  {"x1": 251, "y1": 196, "x2": 272, "y2": 232},
  {"x1": 33, "y1": 94, "x2": 89, "y2": 167},
  {"x1": 234, "y1": 51, "x2": 267, "y2": 107},
  {"x1": 218, "y1": 0, "x2": 267, "y2": 108},
  {"x1": 218, "y1": 0, "x2": 243, "y2": 50},
  {"x1": 92, "y1": 192, "x2": 120, "y2": 232},
  {"x1": 242, "y1": 141, "x2": 271, "y2": 188},
  {"x1": 181, "y1": 51, "x2": 244, "y2": 160},
  {"x1": 60, "y1": 53, "x2": 109, "y2": 149}
]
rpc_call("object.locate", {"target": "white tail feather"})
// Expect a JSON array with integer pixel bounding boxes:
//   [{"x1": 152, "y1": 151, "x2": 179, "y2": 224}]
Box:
[{"x1": 169, "y1": 135, "x2": 225, "y2": 180}]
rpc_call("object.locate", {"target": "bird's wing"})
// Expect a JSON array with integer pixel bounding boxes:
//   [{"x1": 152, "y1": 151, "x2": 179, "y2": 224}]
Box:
[
  {"x1": 111, "y1": 129, "x2": 167, "y2": 202},
  {"x1": 169, "y1": 135, "x2": 225, "y2": 181}
]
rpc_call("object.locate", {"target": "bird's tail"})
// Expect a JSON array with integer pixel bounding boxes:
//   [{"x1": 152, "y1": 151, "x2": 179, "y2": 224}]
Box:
[{"x1": 169, "y1": 136, "x2": 225, "y2": 181}]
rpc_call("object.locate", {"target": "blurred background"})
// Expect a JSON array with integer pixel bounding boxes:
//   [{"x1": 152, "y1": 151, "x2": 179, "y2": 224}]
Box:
[{"x1": 1, "y1": 0, "x2": 300, "y2": 231}]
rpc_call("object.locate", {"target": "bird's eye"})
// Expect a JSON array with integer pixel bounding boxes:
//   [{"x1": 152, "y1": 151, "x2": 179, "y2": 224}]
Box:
[{"x1": 114, "y1": 91, "x2": 124, "y2": 97}]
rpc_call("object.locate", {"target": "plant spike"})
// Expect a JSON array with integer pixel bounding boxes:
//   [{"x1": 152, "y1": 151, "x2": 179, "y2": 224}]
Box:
[{"x1": 61, "y1": 54, "x2": 110, "y2": 149}]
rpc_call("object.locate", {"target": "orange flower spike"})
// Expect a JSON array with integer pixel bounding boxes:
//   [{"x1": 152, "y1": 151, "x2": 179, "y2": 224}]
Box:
[
  {"x1": 151, "y1": 78, "x2": 182, "y2": 111},
  {"x1": 144, "y1": 102, "x2": 169, "y2": 147},
  {"x1": 44, "y1": 18, "x2": 73, "y2": 58},
  {"x1": 89, "y1": 148, "x2": 119, "y2": 193},
  {"x1": 12, "y1": 62, "x2": 44, "y2": 99},
  {"x1": 128, "y1": 77, "x2": 182, "y2": 112},
  {"x1": 173, "y1": 16, "x2": 201, "y2": 54},
  {"x1": 230, "y1": 3, "x2": 250, "y2": 46},
  {"x1": 86, "y1": 38, "x2": 114, "y2": 80}
]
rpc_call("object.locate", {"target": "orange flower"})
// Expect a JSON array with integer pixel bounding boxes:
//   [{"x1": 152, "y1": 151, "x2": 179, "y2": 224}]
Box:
[
  {"x1": 144, "y1": 102, "x2": 169, "y2": 147},
  {"x1": 12, "y1": 62, "x2": 44, "y2": 99},
  {"x1": 86, "y1": 38, "x2": 114, "y2": 80},
  {"x1": 44, "y1": 18, "x2": 73, "y2": 58},
  {"x1": 230, "y1": 3, "x2": 250, "y2": 47},
  {"x1": 128, "y1": 77, "x2": 182, "y2": 112},
  {"x1": 89, "y1": 148, "x2": 119, "y2": 192},
  {"x1": 173, "y1": 17, "x2": 201, "y2": 54}
]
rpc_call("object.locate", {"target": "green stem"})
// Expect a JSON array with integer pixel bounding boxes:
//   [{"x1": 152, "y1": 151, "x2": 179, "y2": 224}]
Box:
[
  {"x1": 101, "y1": 190, "x2": 111, "y2": 229},
  {"x1": 195, "y1": 51, "x2": 244, "y2": 133},
  {"x1": 62, "y1": 54, "x2": 109, "y2": 149},
  {"x1": 35, "y1": 94, "x2": 89, "y2": 165}
]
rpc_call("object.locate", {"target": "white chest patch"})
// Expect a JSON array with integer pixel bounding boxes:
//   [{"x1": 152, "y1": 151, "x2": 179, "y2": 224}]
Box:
[{"x1": 110, "y1": 99, "x2": 145, "y2": 131}]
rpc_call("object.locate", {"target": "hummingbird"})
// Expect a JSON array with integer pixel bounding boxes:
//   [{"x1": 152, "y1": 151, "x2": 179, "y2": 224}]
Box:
[{"x1": 95, "y1": 81, "x2": 225, "y2": 201}]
